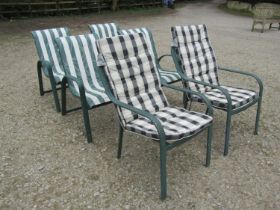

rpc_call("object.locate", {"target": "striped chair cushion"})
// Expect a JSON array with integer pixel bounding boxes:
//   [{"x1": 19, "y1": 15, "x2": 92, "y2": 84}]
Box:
[
  {"x1": 126, "y1": 106, "x2": 212, "y2": 141},
  {"x1": 121, "y1": 27, "x2": 181, "y2": 84},
  {"x1": 191, "y1": 86, "x2": 257, "y2": 110},
  {"x1": 89, "y1": 23, "x2": 119, "y2": 38},
  {"x1": 171, "y1": 25, "x2": 219, "y2": 92},
  {"x1": 55, "y1": 34, "x2": 110, "y2": 107},
  {"x1": 96, "y1": 33, "x2": 169, "y2": 125},
  {"x1": 32, "y1": 27, "x2": 70, "y2": 82}
]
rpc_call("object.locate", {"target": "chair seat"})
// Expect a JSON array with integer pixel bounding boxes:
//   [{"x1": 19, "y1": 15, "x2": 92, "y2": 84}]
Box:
[
  {"x1": 191, "y1": 86, "x2": 257, "y2": 110},
  {"x1": 159, "y1": 68, "x2": 181, "y2": 84},
  {"x1": 125, "y1": 106, "x2": 212, "y2": 142}
]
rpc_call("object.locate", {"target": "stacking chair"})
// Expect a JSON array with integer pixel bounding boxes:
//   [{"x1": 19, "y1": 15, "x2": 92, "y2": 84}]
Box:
[
  {"x1": 120, "y1": 27, "x2": 181, "y2": 85},
  {"x1": 89, "y1": 23, "x2": 181, "y2": 84},
  {"x1": 171, "y1": 25, "x2": 263, "y2": 156},
  {"x1": 88, "y1": 22, "x2": 120, "y2": 38},
  {"x1": 55, "y1": 34, "x2": 111, "y2": 143},
  {"x1": 32, "y1": 27, "x2": 70, "y2": 112},
  {"x1": 96, "y1": 32, "x2": 213, "y2": 199}
]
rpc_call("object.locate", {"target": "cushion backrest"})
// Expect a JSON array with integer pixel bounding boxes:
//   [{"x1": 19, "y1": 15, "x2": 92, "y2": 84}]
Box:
[
  {"x1": 96, "y1": 33, "x2": 169, "y2": 125},
  {"x1": 171, "y1": 25, "x2": 219, "y2": 92},
  {"x1": 89, "y1": 23, "x2": 119, "y2": 38},
  {"x1": 120, "y1": 27, "x2": 159, "y2": 62},
  {"x1": 55, "y1": 34, "x2": 108, "y2": 102},
  {"x1": 31, "y1": 27, "x2": 70, "y2": 77}
]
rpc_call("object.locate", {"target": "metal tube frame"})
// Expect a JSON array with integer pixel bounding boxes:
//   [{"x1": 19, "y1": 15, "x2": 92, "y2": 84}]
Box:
[
  {"x1": 97, "y1": 65, "x2": 213, "y2": 200},
  {"x1": 171, "y1": 46, "x2": 263, "y2": 156}
]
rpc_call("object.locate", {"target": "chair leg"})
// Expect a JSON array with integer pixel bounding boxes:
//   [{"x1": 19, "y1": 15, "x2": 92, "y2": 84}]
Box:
[
  {"x1": 224, "y1": 111, "x2": 232, "y2": 156},
  {"x1": 269, "y1": 23, "x2": 272, "y2": 30},
  {"x1": 251, "y1": 21, "x2": 255, "y2": 32},
  {"x1": 117, "y1": 124, "x2": 124, "y2": 159},
  {"x1": 206, "y1": 124, "x2": 213, "y2": 167},
  {"x1": 159, "y1": 141, "x2": 167, "y2": 200},
  {"x1": 81, "y1": 97, "x2": 92, "y2": 143},
  {"x1": 183, "y1": 92, "x2": 188, "y2": 109},
  {"x1": 37, "y1": 61, "x2": 44, "y2": 96},
  {"x1": 254, "y1": 98, "x2": 262, "y2": 135},
  {"x1": 49, "y1": 75, "x2": 61, "y2": 113},
  {"x1": 61, "y1": 78, "x2": 67, "y2": 116}
]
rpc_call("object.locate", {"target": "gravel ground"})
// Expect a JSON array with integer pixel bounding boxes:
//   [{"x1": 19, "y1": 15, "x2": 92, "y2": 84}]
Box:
[{"x1": 0, "y1": 1, "x2": 280, "y2": 209}]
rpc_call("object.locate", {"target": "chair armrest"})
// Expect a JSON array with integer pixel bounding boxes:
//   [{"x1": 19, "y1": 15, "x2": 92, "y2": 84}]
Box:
[
  {"x1": 171, "y1": 46, "x2": 233, "y2": 110},
  {"x1": 96, "y1": 65, "x2": 167, "y2": 143},
  {"x1": 157, "y1": 54, "x2": 177, "y2": 73},
  {"x1": 62, "y1": 74, "x2": 87, "y2": 105},
  {"x1": 179, "y1": 71, "x2": 233, "y2": 111},
  {"x1": 218, "y1": 66, "x2": 263, "y2": 96},
  {"x1": 162, "y1": 83, "x2": 213, "y2": 116},
  {"x1": 158, "y1": 54, "x2": 172, "y2": 63},
  {"x1": 42, "y1": 60, "x2": 58, "y2": 83},
  {"x1": 110, "y1": 98, "x2": 166, "y2": 142}
]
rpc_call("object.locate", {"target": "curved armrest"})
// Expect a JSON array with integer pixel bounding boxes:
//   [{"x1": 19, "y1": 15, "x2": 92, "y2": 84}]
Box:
[
  {"x1": 162, "y1": 83, "x2": 213, "y2": 116},
  {"x1": 171, "y1": 47, "x2": 233, "y2": 110},
  {"x1": 218, "y1": 66, "x2": 263, "y2": 96},
  {"x1": 111, "y1": 98, "x2": 166, "y2": 143},
  {"x1": 158, "y1": 54, "x2": 172, "y2": 63},
  {"x1": 157, "y1": 54, "x2": 177, "y2": 73},
  {"x1": 63, "y1": 75, "x2": 87, "y2": 104},
  {"x1": 180, "y1": 73, "x2": 232, "y2": 111},
  {"x1": 42, "y1": 60, "x2": 58, "y2": 83},
  {"x1": 96, "y1": 65, "x2": 166, "y2": 143}
]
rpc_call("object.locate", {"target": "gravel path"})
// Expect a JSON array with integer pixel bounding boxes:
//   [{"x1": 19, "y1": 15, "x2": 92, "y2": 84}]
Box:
[{"x1": 0, "y1": 1, "x2": 280, "y2": 209}]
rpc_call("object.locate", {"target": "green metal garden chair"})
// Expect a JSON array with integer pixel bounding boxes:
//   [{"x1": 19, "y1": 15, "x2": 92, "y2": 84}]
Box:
[
  {"x1": 55, "y1": 34, "x2": 111, "y2": 143},
  {"x1": 89, "y1": 23, "x2": 181, "y2": 84},
  {"x1": 120, "y1": 27, "x2": 181, "y2": 85},
  {"x1": 96, "y1": 32, "x2": 213, "y2": 200},
  {"x1": 88, "y1": 22, "x2": 120, "y2": 38},
  {"x1": 171, "y1": 25, "x2": 263, "y2": 156},
  {"x1": 31, "y1": 27, "x2": 70, "y2": 112}
]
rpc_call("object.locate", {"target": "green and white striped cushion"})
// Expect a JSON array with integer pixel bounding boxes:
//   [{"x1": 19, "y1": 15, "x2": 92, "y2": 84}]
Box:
[
  {"x1": 120, "y1": 27, "x2": 181, "y2": 84},
  {"x1": 32, "y1": 27, "x2": 70, "y2": 82},
  {"x1": 88, "y1": 23, "x2": 119, "y2": 38},
  {"x1": 55, "y1": 34, "x2": 110, "y2": 107}
]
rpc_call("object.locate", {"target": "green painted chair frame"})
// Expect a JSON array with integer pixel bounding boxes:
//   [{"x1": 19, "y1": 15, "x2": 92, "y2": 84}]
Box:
[
  {"x1": 171, "y1": 47, "x2": 263, "y2": 156},
  {"x1": 37, "y1": 60, "x2": 62, "y2": 112},
  {"x1": 32, "y1": 28, "x2": 71, "y2": 112},
  {"x1": 60, "y1": 76, "x2": 111, "y2": 143},
  {"x1": 55, "y1": 34, "x2": 112, "y2": 143},
  {"x1": 96, "y1": 64, "x2": 214, "y2": 200}
]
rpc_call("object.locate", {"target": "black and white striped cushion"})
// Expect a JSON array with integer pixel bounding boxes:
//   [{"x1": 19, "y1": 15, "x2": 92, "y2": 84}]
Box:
[
  {"x1": 55, "y1": 34, "x2": 110, "y2": 107},
  {"x1": 172, "y1": 25, "x2": 257, "y2": 110},
  {"x1": 192, "y1": 86, "x2": 257, "y2": 110},
  {"x1": 32, "y1": 27, "x2": 70, "y2": 82},
  {"x1": 121, "y1": 27, "x2": 181, "y2": 84},
  {"x1": 126, "y1": 106, "x2": 212, "y2": 141},
  {"x1": 89, "y1": 23, "x2": 119, "y2": 38},
  {"x1": 171, "y1": 25, "x2": 219, "y2": 92},
  {"x1": 97, "y1": 33, "x2": 212, "y2": 141},
  {"x1": 96, "y1": 33, "x2": 169, "y2": 124}
]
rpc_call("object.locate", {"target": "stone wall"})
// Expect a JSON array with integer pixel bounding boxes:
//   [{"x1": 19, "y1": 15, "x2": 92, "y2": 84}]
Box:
[{"x1": 227, "y1": 1, "x2": 280, "y2": 16}]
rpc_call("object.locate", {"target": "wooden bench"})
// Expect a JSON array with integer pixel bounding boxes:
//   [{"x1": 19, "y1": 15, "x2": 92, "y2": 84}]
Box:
[{"x1": 251, "y1": 6, "x2": 280, "y2": 33}]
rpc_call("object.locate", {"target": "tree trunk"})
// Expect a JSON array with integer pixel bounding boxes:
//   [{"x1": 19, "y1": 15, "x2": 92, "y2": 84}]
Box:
[{"x1": 112, "y1": 0, "x2": 119, "y2": 11}]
